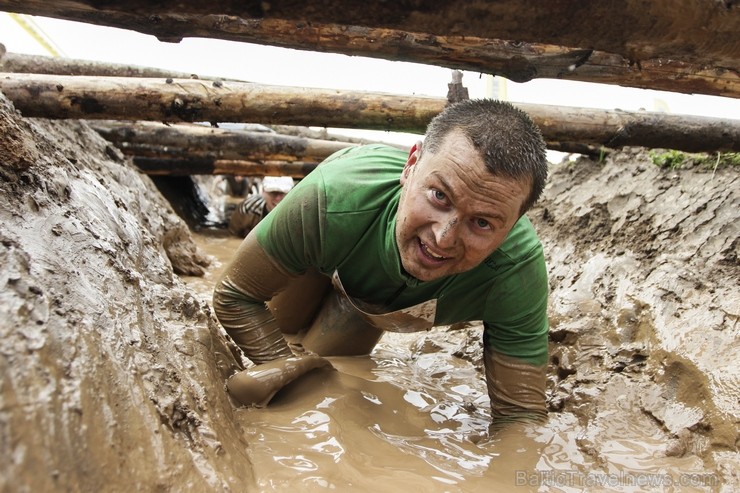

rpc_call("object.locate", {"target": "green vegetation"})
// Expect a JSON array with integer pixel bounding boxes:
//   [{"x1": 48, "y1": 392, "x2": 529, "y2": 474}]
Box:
[
  {"x1": 649, "y1": 150, "x2": 740, "y2": 170},
  {"x1": 650, "y1": 149, "x2": 685, "y2": 169}
]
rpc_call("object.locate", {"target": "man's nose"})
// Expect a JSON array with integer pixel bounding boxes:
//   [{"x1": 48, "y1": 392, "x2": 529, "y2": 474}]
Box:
[{"x1": 432, "y1": 213, "x2": 459, "y2": 248}]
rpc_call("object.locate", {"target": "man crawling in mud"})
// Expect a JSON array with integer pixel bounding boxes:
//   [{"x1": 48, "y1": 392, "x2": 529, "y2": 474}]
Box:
[{"x1": 213, "y1": 99, "x2": 549, "y2": 425}]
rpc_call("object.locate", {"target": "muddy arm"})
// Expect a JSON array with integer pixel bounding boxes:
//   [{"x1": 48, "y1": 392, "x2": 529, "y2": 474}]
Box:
[
  {"x1": 212, "y1": 232, "x2": 295, "y2": 364},
  {"x1": 484, "y1": 347, "x2": 547, "y2": 426},
  {"x1": 227, "y1": 208, "x2": 260, "y2": 237},
  {"x1": 227, "y1": 195, "x2": 262, "y2": 237}
]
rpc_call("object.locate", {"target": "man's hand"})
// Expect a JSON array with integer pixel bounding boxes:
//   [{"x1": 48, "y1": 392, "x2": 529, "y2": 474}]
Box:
[{"x1": 226, "y1": 354, "x2": 334, "y2": 407}]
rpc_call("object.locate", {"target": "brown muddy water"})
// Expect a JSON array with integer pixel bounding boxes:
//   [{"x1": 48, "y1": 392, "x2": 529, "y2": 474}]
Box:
[{"x1": 183, "y1": 233, "x2": 723, "y2": 492}]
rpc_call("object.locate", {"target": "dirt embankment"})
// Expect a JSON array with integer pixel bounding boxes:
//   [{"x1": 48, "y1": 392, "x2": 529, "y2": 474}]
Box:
[
  {"x1": 0, "y1": 93, "x2": 253, "y2": 491},
  {"x1": 1, "y1": 86, "x2": 738, "y2": 491},
  {"x1": 530, "y1": 148, "x2": 739, "y2": 476}
]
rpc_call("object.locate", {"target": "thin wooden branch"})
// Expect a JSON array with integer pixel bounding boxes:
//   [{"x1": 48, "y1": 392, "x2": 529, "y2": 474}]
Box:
[{"x1": 0, "y1": 48, "x2": 207, "y2": 80}]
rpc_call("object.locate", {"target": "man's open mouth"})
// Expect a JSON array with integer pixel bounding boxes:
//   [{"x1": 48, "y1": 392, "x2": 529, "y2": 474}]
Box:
[{"x1": 419, "y1": 239, "x2": 449, "y2": 261}]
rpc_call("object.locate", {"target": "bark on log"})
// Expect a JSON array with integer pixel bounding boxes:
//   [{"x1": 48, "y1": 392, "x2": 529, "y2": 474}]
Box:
[
  {"x1": 1, "y1": 0, "x2": 736, "y2": 70},
  {"x1": 91, "y1": 121, "x2": 352, "y2": 162},
  {"x1": 133, "y1": 156, "x2": 317, "y2": 177},
  {"x1": 0, "y1": 8, "x2": 736, "y2": 98},
  {"x1": 0, "y1": 73, "x2": 441, "y2": 132},
  {"x1": 3, "y1": 28, "x2": 735, "y2": 100},
  {"x1": 2, "y1": 73, "x2": 739, "y2": 153}
]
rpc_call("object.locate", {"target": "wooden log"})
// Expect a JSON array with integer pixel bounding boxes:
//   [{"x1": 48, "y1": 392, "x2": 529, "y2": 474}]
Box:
[
  {"x1": 0, "y1": 48, "x2": 206, "y2": 79},
  {"x1": 1, "y1": 0, "x2": 736, "y2": 70},
  {"x1": 91, "y1": 121, "x2": 353, "y2": 161},
  {"x1": 187, "y1": 19, "x2": 737, "y2": 98},
  {"x1": 115, "y1": 142, "x2": 326, "y2": 164},
  {"x1": 0, "y1": 10, "x2": 736, "y2": 98},
  {"x1": 266, "y1": 124, "x2": 407, "y2": 148},
  {"x1": 96, "y1": 121, "x2": 602, "y2": 161},
  {"x1": 2, "y1": 73, "x2": 739, "y2": 153},
  {"x1": 133, "y1": 156, "x2": 317, "y2": 177},
  {"x1": 0, "y1": 33, "x2": 728, "y2": 101},
  {"x1": 0, "y1": 73, "x2": 440, "y2": 131},
  {"x1": 96, "y1": 119, "x2": 601, "y2": 157}
]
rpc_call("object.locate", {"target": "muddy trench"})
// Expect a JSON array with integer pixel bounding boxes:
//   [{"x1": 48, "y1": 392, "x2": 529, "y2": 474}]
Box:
[{"x1": 1, "y1": 92, "x2": 737, "y2": 492}]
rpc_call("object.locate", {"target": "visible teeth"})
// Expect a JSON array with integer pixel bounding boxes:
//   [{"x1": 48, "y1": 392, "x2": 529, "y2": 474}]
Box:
[{"x1": 422, "y1": 242, "x2": 445, "y2": 259}]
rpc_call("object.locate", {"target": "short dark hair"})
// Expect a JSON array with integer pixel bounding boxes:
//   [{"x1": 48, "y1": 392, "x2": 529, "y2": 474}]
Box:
[{"x1": 423, "y1": 99, "x2": 548, "y2": 214}]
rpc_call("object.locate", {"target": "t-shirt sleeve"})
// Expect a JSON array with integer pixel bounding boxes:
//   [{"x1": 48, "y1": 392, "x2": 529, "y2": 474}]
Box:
[
  {"x1": 254, "y1": 168, "x2": 327, "y2": 275},
  {"x1": 482, "y1": 243, "x2": 549, "y2": 366}
]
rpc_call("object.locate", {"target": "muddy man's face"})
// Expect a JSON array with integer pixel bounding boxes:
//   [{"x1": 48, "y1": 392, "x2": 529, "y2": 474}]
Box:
[{"x1": 395, "y1": 130, "x2": 530, "y2": 282}]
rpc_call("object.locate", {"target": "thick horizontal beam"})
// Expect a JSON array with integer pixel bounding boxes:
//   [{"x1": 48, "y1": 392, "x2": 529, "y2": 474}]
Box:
[
  {"x1": 2, "y1": 73, "x2": 739, "y2": 152},
  {"x1": 1, "y1": 1, "x2": 737, "y2": 69},
  {"x1": 0, "y1": 73, "x2": 440, "y2": 131},
  {"x1": 0, "y1": 5, "x2": 737, "y2": 98}
]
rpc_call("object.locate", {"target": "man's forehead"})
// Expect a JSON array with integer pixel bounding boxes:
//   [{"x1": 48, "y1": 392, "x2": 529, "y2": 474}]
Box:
[
  {"x1": 420, "y1": 132, "x2": 486, "y2": 173},
  {"x1": 424, "y1": 128, "x2": 471, "y2": 153}
]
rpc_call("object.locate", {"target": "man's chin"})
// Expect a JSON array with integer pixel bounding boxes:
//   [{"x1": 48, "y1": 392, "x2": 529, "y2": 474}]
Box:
[{"x1": 402, "y1": 262, "x2": 446, "y2": 282}]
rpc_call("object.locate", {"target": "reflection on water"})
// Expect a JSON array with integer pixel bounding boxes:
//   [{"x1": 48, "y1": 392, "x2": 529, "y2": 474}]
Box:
[
  {"x1": 237, "y1": 354, "x2": 523, "y2": 492},
  {"x1": 182, "y1": 232, "x2": 725, "y2": 493}
]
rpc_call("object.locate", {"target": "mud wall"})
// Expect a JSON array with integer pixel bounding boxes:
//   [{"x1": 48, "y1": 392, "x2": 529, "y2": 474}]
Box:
[
  {"x1": 529, "y1": 149, "x2": 739, "y2": 477},
  {"x1": 0, "y1": 93, "x2": 255, "y2": 492}
]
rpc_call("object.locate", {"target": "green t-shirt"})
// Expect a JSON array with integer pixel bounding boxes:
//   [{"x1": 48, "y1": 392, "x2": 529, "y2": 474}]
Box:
[{"x1": 256, "y1": 144, "x2": 549, "y2": 365}]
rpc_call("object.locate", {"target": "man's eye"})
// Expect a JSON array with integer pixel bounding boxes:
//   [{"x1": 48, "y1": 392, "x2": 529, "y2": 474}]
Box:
[
  {"x1": 475, "y1": 218, "x2": 490, "y2": 229},
  {"x1": 433, "y1": 190, "x2": 446, "y2": 201}
]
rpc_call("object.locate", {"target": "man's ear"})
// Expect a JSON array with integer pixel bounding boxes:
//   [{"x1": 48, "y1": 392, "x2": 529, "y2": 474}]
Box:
[{"x1": 401, "y1": 140, "x2": 423, "y2": 185}]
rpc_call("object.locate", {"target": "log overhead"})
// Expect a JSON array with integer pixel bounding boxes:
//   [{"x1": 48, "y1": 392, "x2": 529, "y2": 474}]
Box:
[
  {"x1": 2, "y1": 73, "x2": 739, "y2": 153},
  {"x1": 0, "y1": 73, "x2": 441, "y2": 132},
  {"x1": 0, "y1": 1, "x2": 738, "y2": 98},
  {"x1": 91, "y1": 121, "x2": 353, "y2": 162},
  {"x1": 133, "y1": 156, "x2": 318, "y2": 177}
]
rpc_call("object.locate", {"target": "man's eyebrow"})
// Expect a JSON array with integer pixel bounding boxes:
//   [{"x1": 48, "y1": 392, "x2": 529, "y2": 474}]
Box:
[
  {"x1": 435, "y1": 174, "x2": 454, "y2": 195},
  {"x1": 435, "y1": 174, "x2": 505, "y2": 222}
]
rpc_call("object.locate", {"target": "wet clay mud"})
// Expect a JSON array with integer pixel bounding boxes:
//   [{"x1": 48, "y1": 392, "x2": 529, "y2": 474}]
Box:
[{"x1": 1, "y1": 90, "x2": 738, "y2": 492}]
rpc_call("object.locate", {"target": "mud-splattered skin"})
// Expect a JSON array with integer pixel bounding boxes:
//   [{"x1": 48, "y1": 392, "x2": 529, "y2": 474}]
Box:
[{"x1": 396, "y1": 130, "x2": 530, "y2": 282}]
